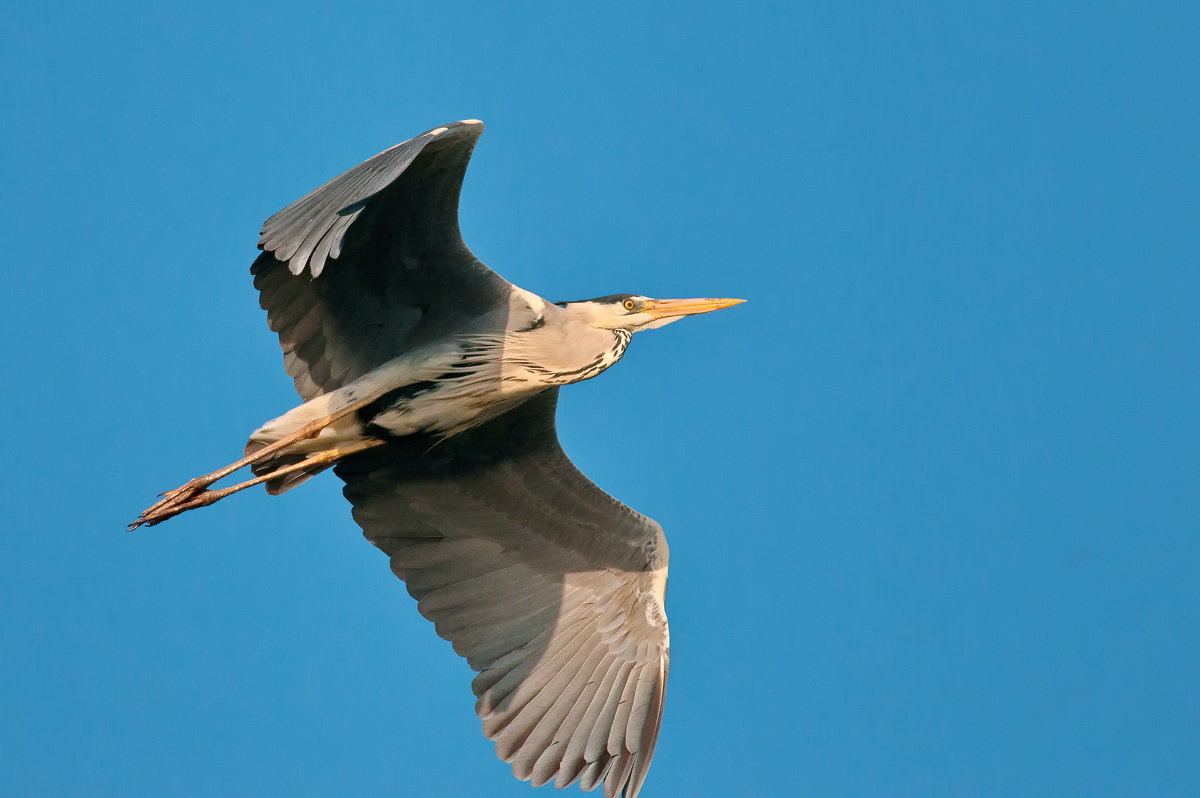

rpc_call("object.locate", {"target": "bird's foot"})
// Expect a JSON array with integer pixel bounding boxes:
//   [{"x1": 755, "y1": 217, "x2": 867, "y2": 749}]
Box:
[
  {"x1": 128, "y1": 477, "x2": 221, "y2": 530},
  {"x1": 144, "y1": 476, "x2": 212, "y2": 514}
]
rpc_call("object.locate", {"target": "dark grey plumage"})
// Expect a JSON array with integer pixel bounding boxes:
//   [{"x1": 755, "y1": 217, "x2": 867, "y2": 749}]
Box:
[{"x1": 253, "y1": 121, "x2": 508, "y2": 400}]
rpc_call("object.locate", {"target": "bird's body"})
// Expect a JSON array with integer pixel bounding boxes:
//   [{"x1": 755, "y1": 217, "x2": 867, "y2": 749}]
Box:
[
  {"x1": 244, "y1": 287, "x2": 637, "y2": 491},
  {"x1": 133, "y1": 120, "x2": 742, "y2": 798}
]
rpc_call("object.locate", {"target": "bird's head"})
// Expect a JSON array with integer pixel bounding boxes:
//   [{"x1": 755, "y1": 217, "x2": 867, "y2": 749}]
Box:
[{"x1": 555, "y1": 294, "x2": 746, "y2": 332}]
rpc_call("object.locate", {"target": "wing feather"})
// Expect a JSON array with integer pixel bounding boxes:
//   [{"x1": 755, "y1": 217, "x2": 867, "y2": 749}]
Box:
[
  {"x1": 545, "y1": 651, "x2": 615, "y2": 788},
  {"x1": 523, "y1": 642, "x2": 610, "y2": 784},
  {"x1": 560, "y1": 657, "x2": 624, "y2": 777},
  {"x1": 336, "y1": 390, "x2": 670, "y2": 797},
  {"x1": 252, "y1": 120, "x2": 510, "y2": 400},
  {"x1": 579, "y1": 758, "x2": 610, "y2": 793}
]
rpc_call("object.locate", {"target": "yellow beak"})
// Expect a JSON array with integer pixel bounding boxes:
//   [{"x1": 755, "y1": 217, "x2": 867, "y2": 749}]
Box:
[{"x1": 644, "y1": 297, "x2": 747, "y2": 319}]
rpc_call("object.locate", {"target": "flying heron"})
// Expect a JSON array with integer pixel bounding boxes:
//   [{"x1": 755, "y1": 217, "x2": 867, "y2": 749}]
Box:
[{"x1": 132, "y1": 120, "x2": 743, "y2": 798}]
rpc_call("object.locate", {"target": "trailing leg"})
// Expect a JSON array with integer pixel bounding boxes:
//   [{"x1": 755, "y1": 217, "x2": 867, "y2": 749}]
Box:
[
  {"x1": 130, "y1": 439, "x2": 385, "y2": 528},
  {"x1": 130, "y1": 391, "x2": 385, "y2": 529}
]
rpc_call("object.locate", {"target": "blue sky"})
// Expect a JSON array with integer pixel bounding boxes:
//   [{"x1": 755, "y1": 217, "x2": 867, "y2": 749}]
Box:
[{"x1": 2, "y1": 1, "x2": 1197, "y2": 796}]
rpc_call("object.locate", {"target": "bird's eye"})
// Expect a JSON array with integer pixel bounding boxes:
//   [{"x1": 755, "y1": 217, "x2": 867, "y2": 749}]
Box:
[{"x1": 622, "y1": 299, "x2": 637, "y2": 311}]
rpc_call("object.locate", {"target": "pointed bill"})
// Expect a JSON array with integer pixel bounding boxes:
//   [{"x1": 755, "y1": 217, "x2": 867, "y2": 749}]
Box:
[{"x1": 644, "y1": 297, "x2": 746, "y2": 319}]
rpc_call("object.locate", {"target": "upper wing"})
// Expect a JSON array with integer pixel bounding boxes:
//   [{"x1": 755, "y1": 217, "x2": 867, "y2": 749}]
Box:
[
  {"x1": 251, "y1": 120, "x2": 512, "y2": 400},
  {"x1": 335, "y1": 390, "x2": 670, "y2": 798}
]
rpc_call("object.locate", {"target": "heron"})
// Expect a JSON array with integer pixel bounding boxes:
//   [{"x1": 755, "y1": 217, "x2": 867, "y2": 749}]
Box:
[{"x1": 132, "y1": 120, "x2": 743, "y2": 798}]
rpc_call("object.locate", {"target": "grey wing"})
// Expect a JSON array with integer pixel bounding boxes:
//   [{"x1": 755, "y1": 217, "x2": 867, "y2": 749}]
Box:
[
  {"x1": 252, "y1": 120, "x2": 512, "y2": 400},
  {"x1": 335, "y1": 390, "x2": 670, "y2": 798}
]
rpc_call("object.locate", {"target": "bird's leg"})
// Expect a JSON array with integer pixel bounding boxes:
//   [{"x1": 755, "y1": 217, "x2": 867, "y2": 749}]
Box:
[
  {"x1": 131, "y1": 439, "x2": 386, "y2": 528},
  {"x1": 132, "y1": 394, "x2": 384, "y2": 527}
]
